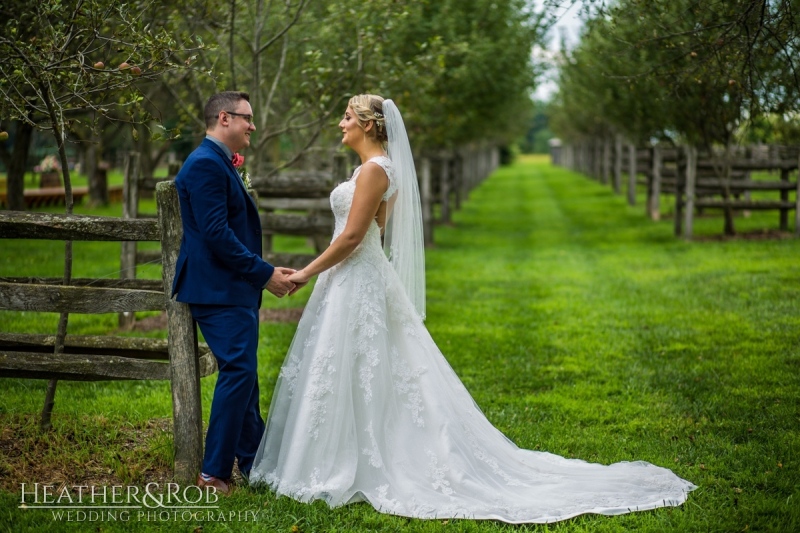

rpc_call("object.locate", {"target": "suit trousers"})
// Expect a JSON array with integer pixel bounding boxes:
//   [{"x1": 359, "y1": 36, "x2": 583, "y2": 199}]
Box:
[{"x1": 189, "y1": 304, "x2": 264, "y2": 479}]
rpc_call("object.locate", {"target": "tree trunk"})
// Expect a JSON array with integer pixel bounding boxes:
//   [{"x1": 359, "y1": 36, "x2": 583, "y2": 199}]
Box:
[
  {"x1": 40, "y1": 89, "x2": 75, "y2": 431},
  {"x1": 4, "y1": 120, "x2": 34, "y2": 211}
]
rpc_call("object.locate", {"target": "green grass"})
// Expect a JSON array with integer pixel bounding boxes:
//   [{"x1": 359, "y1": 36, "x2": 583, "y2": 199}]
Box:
[
  {"x1": 0, "y1": 167, "x2": 167, "y2": 192},
  {"x1": 1, "y1": 156, "x2": 799, "y2": 531}
]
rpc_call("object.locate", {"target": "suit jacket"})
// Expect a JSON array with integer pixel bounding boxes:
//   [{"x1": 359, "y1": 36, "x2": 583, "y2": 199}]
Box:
[{"x1": 171, "y1": 138, "x2": 274, "y2": 308}]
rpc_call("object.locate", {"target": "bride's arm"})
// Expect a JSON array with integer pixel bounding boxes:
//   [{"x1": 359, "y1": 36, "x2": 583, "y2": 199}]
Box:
[{"x1": 288, "y1": 163, "x2": 388, "y2": 286}]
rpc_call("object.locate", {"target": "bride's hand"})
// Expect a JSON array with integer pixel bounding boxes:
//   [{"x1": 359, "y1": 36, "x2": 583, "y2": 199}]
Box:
[
  {"x1": 287, "y1": 269, "x2": 311, "y2": 295},
  {"x1": 288, "y1": 269, "x2": 310, "y2": 284}
]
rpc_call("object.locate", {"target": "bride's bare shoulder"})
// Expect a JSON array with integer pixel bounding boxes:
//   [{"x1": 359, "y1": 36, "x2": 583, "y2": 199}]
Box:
[{"x1": 357, "y1": 160, "x2": 390, "y2": 190}]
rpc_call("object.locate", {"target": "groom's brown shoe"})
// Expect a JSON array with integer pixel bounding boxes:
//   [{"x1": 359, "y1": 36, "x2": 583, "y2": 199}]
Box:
[{"x1": 196, "y1": 474, "x2": 232, "y2": 496}]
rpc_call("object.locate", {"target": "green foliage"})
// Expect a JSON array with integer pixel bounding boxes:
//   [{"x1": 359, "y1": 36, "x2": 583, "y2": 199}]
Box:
[
  {"x1": 551, "y1": 0, "x2": 800, "y2": 147},
  {"x1": 2, "y1": 158, "x2": 799, "y2": 531},
  {"x1": 158, "y1": 0, "x2": 542, "y2": 173},
  {"x1": 379, "y1": 0, "x2": 542, "y2": 149},
  {"x1": 0, "y1": 0, "x2": 194, "y2": 134}
]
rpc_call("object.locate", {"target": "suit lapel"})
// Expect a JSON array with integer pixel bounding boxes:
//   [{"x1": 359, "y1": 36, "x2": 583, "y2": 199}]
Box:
[{"x1": 203, "y1": 139, "x2": 257, "y2": 209}]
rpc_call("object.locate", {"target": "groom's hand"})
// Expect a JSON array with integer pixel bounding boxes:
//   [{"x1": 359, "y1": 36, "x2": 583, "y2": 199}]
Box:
[{"x1": 265, "y1": 267, "x2": 296, "y2": 298}]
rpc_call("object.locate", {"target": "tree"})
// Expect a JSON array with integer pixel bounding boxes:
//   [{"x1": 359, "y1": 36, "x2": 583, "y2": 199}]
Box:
[
  {"x1": 550, "y1": 0, "x2": 800, "y2": 147},
  {"x1": 151, "y1": 0, "x2": 544, "y2": 173},
  {"x1": 0, "y1": 0, "x2": 196, "y2": 428}
]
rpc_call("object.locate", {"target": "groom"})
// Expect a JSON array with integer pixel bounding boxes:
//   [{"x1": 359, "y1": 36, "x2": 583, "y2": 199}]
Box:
[{"x1": 171, "y1": 91, "x2": 296, "y2": 494}]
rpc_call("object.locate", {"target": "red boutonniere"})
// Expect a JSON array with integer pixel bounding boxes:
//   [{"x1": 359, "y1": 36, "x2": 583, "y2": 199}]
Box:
[{"x1": 231, "y1": 153, "x2": 251, "y2": 188}]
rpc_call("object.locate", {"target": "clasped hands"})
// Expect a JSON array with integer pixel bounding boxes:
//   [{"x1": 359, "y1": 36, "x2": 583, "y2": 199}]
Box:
[{"x1": 264, "y1": 267, "x2": 313, "y2": 298}]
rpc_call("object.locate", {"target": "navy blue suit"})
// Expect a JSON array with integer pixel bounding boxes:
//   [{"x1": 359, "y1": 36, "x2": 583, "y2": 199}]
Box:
[{"x1": 172, "y1": 138, "x2": 274, "y2": 479}]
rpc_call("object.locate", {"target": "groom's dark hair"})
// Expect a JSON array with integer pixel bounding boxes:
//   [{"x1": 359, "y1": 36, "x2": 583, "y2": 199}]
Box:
[{"x1": 205, "y1": 91, "x2": 251, "y2": 129}]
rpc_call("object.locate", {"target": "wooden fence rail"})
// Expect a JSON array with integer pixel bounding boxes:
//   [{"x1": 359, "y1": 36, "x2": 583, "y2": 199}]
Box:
[
  {"x1": 0, "y1": 181, "x2": 213, "y2": 484},
  {"x1": 253, "y1": 144, "x2": 499, "y2": 261},
  {"x1": 554, "y1": 139, "x2": 800, "y2": 238},
  {"x1": 0, "y1": 142, "x2": 502, "y2": 485}
]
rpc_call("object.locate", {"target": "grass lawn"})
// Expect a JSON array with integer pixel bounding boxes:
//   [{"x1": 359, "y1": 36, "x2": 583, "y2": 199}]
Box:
[{"x1": 1, "y1": 156, "x2": 798, "y2": 531}]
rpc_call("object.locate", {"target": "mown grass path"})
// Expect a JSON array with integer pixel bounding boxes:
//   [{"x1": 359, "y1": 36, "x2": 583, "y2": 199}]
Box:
[{"x1": 2, "y1": 157, "x2": 798, "y2": 532}]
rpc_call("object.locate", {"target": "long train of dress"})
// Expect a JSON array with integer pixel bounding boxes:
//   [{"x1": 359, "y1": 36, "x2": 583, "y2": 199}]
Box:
[{"x1": 250, "y1": 156, "x2": 696, "y2": 523}]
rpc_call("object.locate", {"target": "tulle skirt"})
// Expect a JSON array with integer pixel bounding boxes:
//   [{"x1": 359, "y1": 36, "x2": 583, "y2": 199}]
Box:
[{"x1": 250, "y1": 253, "x2": 696, "y2": 523}]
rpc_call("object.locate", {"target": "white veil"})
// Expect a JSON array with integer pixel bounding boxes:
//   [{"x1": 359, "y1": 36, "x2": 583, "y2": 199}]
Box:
[{"x1": 382, "y1": 99, "x2": 426, "y2": 320}]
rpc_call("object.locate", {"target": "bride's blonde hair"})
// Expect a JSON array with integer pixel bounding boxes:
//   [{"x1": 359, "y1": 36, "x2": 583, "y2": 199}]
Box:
[{"x1": 348, "y1": 94, "x2": 388, "y2": 143}]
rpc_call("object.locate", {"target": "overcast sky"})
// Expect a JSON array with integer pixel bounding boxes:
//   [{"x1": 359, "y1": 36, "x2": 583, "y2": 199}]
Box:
[{"x1": 533, "y1": 1, "x2": 584, "y2": 101}]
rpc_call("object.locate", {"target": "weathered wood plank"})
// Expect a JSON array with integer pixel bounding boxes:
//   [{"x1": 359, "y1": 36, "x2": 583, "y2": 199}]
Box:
[
  {"x1": 650, "y1": 146, "x2": 662, "y2": 220},
  {"x1": 440, "y1": 157, "x2": 451, "y2": 223},
  {"x1": 0, "y1": 333, "x2": 170, "y2": 360},
  {"x1": 251, "y1": 171, "x2": 334, "y2": 197},
  {"x1": 693, "y1": 200, "x2": 796, "y2": 210},
  {"x1": 696, "y1": 159, "x2": 798, "y2": 171},
  {"x1": 260, "y1": 213, "x2": 334, "y2": 236},
  {"x1": 420, "y1": 157, "x2": 433, "y2": 245},
  {"x1": 0, "y1": 351, "x2": 170, "y2": 381},
  {"x1": 690, "y1": 179, "x2": 796, "y2": 191},
  {"x1": 660, "y1": 168, "x2": 747, "y2": 179},
  {"x1": 0, "y1": 277, "x2": 163, "y2": 291},
  {"x1": 138, "y1": 177, "x2": 170, "y2": 191},
  {"x1": 136, "y1": 249, "x2": 163, "y2": 265},
  {"x1": 627, "y1": 143, "x2": 637, "y2": 206},
  {"x1": 796, "y1": 154, "x2": 800, "y2": 237},
  {"x1": 264, "y1": 252, "x2": 318, "y2": 270},
  {"x1": 613, "y1": 136, "x2": 622, "y2": 194},
  {"x1": 0, "y1": 283, "x2": 165, "y2": 313},
  {"x1": 0, "y1": 212, "x2": 160, "y2": 241},
  {"x1": 258, "y1": 197, "x2": 332, "y2": 210},
  {"x1": 684, "y1": 146, "x2": 697, "y2": 239},
  {"x1": 0, "y1": 333, "x2": 216, "y2": 376},
  {"x1": 156, "y1": 180, "x2": 204, "y2": 484},
  {"x1": 120, "y1": 152, "x2": 142, "y2": 330}
]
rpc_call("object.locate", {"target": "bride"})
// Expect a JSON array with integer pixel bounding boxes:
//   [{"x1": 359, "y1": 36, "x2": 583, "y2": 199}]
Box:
[{"x1": 249, "y1": 94, "x2": 696, "y2": 523}]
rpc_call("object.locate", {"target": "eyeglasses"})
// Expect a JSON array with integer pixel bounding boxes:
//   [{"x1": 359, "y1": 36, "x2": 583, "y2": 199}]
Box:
[{"x1": 224, "y1": 111, "x2": 254, "y2": 125}]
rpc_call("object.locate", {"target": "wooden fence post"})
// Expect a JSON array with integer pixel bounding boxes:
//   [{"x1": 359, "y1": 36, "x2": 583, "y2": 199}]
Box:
[
  {"x1": 453, "y1": 153, "x2": 463, "y2": 210},
  {"x1": 613, "y1": 136, "x2": 622, "y2": 194},
  {"x1": 650, "y1": 146, "x2": 662, "y2": 220},
  {"x1": 333, "y1": 153, "x2": 348, "y2": 184},
  {"x1": 684, "y1": 146, "x2": 697, "y2": 239},
  {"x1": 120, "y1": 152, "x2": 140, "y2": 329},
  {"x1": 420, "y1": 157, "x2": 433, "y2": 246},
  {"x1": 795, "y1": 153, "x2": 800, "y2": 236},
  {"x1": 167, "y1": 161, "x2": 182, "y2": 179},
  {"x1": 780, "y1": 167, "x2": 790, "y2": 231},
  {"x1": 602, "y1": 139, "x2": 611, "y2": 185},
  {"x1": 594, "y1": 141, "x2": 602, "y2": 181},
  {"x1": 627, "y1": 143, "x2": 637, "y2": 206},
  {"x1": 440, "y1": 155, "x2": 451, "y2": 223},
  {"x1": 156, "y1": 181, "x2": 203, "y2": 485}
]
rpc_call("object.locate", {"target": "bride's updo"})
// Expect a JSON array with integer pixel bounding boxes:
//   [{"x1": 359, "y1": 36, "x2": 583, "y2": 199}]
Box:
[{"x1": 348, "y1": 94, "x2": 388, "y2": 143}]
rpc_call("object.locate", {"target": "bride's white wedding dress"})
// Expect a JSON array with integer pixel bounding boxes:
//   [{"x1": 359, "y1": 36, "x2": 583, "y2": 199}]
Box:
[{"x1": 250, "y1": 156, "x2": 696, "y2": 523}]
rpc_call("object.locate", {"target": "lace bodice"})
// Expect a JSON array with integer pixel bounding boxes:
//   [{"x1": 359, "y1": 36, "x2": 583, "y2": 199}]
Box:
[{"x1": 329, "y1": 155, "x2": 396, "y2": 261}]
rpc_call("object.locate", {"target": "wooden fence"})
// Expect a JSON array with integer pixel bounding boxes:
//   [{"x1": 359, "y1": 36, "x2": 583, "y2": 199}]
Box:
[
  {"x1": 119, "y1": 152, "x2": 179, "y2": 329},
  {"x1": 0, "y1": 182, "x2": 213, "y2": 484},
  {"x1": 0, "y1": 143, "x2": 500, "y2": 484},
  {"x1": 253, "y1": 144, "x2": 499, "y2": 265},
  {"x1": 554, "y1": 138, "x2": 800, "y2": 238}
]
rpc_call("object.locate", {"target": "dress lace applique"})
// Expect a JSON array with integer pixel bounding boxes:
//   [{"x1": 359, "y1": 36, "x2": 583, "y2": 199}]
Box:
[
  {"x1": 362, "y1": 422, "x2": 384, "y2": 468},
  {"x1": 250, "y1": 154, "x2": 696, "y2": 523},
  {"x1": 425, "y1": 450, "x2": 454, "y2": 496},
  {"x1": 304, "y1": 343, "x2": 336, "y2": 440},
  {"x1": 390, "y1": 350, "x2": 426, "y2": 427}
]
